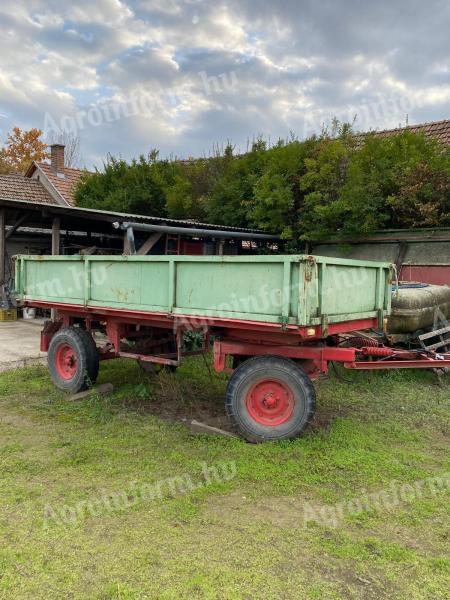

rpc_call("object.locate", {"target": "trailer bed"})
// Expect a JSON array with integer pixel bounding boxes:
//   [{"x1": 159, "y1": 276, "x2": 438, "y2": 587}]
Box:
[{"x1": 15, "y1": 254, "x2": 392, "y2": 329}]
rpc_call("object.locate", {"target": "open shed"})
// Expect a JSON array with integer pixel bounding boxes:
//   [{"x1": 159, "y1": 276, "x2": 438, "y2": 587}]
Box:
[{"x1": 0, "y1": 198, "x2": 278, "y2": 305}]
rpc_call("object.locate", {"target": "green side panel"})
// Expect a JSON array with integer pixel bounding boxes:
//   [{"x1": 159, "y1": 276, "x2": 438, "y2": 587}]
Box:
[
  {"x1": 90, "y1": 261, "x2": 170, "y2": 309},
  {"x1": 175, "y1": 261, "x2": 284, "y2": 317},
  {"x1": 320, "y1": 265, "x2": 378, "y2": 315},
  {"x1": 22, "y1": 259, "x2": 84, "y2": 303},
  {"x1": 15, "y1": 255, "x2": 393, "y2": 327}
]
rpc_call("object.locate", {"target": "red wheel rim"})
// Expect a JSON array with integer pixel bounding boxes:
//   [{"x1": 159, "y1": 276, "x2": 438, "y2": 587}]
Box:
[
  {"x1": 55, "y1": 344, "x2": 78, "y2": 380},
  {"x1": 246, "y1": 379, "x2": 294, "y2": 426}
]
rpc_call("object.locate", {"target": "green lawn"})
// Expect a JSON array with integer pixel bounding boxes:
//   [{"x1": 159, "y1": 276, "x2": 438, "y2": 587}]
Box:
[{"x1": 0, "y1": 357, "x2": 449, "y2": 599}]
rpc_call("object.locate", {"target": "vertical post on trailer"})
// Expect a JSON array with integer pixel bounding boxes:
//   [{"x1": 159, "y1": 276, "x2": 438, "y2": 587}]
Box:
[{"x1": 281, "y1": 259, "x2": 291, "y2": 330}]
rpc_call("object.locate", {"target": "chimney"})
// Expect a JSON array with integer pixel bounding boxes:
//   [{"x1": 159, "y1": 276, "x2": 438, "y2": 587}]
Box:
[{"x1": 50, "y1": 144, "x2": 65, "y2": 177}]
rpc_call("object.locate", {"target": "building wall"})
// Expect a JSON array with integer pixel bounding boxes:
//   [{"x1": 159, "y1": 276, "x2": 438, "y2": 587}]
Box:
[
  {"x1": 5, "y1": 236, "x2": 51, "y2": 289},
  {"x1": 313, "y1": 239, "x2": 450, "y2": 286}
]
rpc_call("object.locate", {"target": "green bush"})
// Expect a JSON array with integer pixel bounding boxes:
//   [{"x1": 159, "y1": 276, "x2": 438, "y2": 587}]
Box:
[{"x1": 75, "y1": 124, "x2": 450, "y2": 244}]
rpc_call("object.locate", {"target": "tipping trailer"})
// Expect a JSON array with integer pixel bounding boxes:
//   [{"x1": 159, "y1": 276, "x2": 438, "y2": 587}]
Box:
[{"x1": 14, "y1": 254, "x2": 450, "y2": 442}]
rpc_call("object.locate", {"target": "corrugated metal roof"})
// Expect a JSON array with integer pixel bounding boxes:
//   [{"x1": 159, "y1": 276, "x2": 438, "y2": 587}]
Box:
[{"x1": 0, "y1": 196, "x2": 275, "y2": 237}]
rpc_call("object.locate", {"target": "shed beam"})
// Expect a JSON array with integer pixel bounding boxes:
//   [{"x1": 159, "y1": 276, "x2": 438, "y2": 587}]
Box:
[
  {"x1": 136, "y1": 232, "x2": 163, "y2": 255},
  {"x1": 5, "y1": 213, "x2": 28, "y2": 240}
]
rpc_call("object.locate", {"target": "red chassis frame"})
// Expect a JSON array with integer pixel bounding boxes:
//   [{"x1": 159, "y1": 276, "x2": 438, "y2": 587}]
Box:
[{"x1": 28, "y1": 300, "x2": 450, "y2": 377}]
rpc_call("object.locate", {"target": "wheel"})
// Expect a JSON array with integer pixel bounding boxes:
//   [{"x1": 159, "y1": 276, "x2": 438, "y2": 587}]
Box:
[
  {"x1": 48, "y1": 327, "x2": 99, "y2": 393},
  {"x1": 225, "y1": 356, "x2": 316, "y2": 443}
]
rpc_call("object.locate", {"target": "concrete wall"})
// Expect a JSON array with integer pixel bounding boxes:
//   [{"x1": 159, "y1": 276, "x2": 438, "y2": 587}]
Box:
[
  {"x1": 313, "y1": 240, "x2": 450, "y2": 286},
  {"x1": 5, "y1": 235, "x2": 51, "y2": 288}
]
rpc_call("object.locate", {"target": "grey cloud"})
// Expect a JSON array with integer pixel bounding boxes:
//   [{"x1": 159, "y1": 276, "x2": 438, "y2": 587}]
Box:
[{"x1": 0, "y1": 0, "x2": 448, "y2": 167}]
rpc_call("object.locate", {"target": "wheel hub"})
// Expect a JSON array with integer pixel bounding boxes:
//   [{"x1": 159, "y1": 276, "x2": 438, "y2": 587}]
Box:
[
  {"x1": 55, "y1": 344, "x2": 78, "y2": 380},
  {"x1": 246, "y1": 379, "x2": 294, "y2": 426},
  {"x1": 262, "y1": 393, "x2": 278, "y2": 408}
]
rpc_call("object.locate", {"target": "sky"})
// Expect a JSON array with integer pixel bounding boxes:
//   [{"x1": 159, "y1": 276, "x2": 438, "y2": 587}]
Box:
[{"x1": 0, "y1": 0, "x2": 449, "y2": 169}]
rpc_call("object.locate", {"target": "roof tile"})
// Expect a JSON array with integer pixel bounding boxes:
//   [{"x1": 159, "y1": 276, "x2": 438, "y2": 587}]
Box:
[
  {"x1": 0, "y1": 173, "x2": 56, "y2": 204},
  {"x1": 355, "y1": 119, "x2": 450, "y2": 146},
  {"x1": 36, "y1": 162, "x2": 86, "y2": 206}
]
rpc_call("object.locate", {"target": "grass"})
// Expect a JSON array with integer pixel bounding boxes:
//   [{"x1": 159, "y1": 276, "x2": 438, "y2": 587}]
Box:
[{"x1": 0, "y1": 356, "x2": 449, "y2": 599}]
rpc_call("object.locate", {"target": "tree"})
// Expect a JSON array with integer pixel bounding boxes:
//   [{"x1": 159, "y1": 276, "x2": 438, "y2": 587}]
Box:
[
  {"x1": 336, "y1": 131, "x2": 450, "y2": 237},
  {"x1": 1, "y1": 127, "x2": 48, "y2": 173},
  {"x1": 75, "y1": 153, "x2": 167, "y2": 216},
  {"x1": 161, "y1": 158, "x2": 210, "y2": 221},
  {"x1": 205, "y1": 141, "x2": 268, "y2": 228},
  {"x1": 296, "y1": 128, "x2": 450, "y2": 241},
  {"x1": 0, "y1": 151, "x2": 11, "y2": 174},
  {"x1": 74, "y1": 123, "x2": 450, "y2": 240},
  {"x1": 47, "y1": 131, "x2": 81, "y2": 168},
  {"x1": 298, "y1": 134, "x2": 356, "y2": 240},
  {"x1": 250, "y1": 139, "x2": 315, "y2": 240},
  {"x1": 389, "y1": 161, "x2": 450, "y2": 227}
]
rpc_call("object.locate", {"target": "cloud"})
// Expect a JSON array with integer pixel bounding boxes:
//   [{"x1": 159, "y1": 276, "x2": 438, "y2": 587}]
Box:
[{"x1": 0, "y1": 0, "x2": 448, "y2": 167}]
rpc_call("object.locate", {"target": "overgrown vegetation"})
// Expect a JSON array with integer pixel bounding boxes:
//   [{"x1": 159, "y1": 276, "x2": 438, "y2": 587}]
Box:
[
  {"x1": 75, "y1": 122, "x2": 450, "y2": 243},
  {"x1": 0, "y1": 358, "x2": 449, "y2": 598}
]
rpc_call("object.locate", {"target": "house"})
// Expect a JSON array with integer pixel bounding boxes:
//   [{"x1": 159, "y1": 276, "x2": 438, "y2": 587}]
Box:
[
  {"x1": 0, "y1": 144, "x2": 87, "y2": 210},
  {"x1": 24, "y1": 144, "x2": 86, "y2": 206},
  {"x1": 0, "y1": 144, "x2": 90, "y2": 290},
  {"x1": 354, "y1": 118, "x2": 450, "y2": 146}
]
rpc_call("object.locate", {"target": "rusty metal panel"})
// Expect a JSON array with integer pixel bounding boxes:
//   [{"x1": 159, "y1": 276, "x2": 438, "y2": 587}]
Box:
[{"x1": 400, "y1": 265, "x2": 450, "y2": 287}]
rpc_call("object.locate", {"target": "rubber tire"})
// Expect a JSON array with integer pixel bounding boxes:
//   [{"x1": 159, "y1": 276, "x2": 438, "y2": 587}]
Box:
[
  {"x1": 225, "y1": 356, "x2": 316, "y2": 443},
  {"x1": 48, "y1": 327, "x2": 99, "y2": 393}
]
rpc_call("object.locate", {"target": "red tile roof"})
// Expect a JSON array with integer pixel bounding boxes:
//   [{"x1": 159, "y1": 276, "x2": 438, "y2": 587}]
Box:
[
  {"x1": 355, "y1": 119, "x2": 450, "y2": 146},
  {"x1": 35, "y1": 162, "x2": 87, "y2": 206},
  {"x1": 0, "y1": 173, "x2": 56, "y2": 204}
]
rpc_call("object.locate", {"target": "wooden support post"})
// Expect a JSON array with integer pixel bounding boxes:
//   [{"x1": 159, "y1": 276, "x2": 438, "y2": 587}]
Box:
[
  {"x1": 217, "y1": 239, "x2": 225, "y2": 256},
  {"x1": 52, "y1": 217, "x2": 60, "y2": 256},
  {"x1": 123, "y1": 227, "x2": 136, "y2": 255},
  {"x1": 0, "y1": 208, "x2": 5, "y2": 286},
  {"x1": 51, "y1": 217, "x2": 60, "y2": 321},
  {"x1": 123, "y1": 231, "x2": 130, "y2": 255}
]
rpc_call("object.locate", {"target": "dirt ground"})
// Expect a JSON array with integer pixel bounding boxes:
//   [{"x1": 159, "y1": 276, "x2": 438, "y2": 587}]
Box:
[{"x1": 0, "y1": 317, "x2": 46, "y2": 372}]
